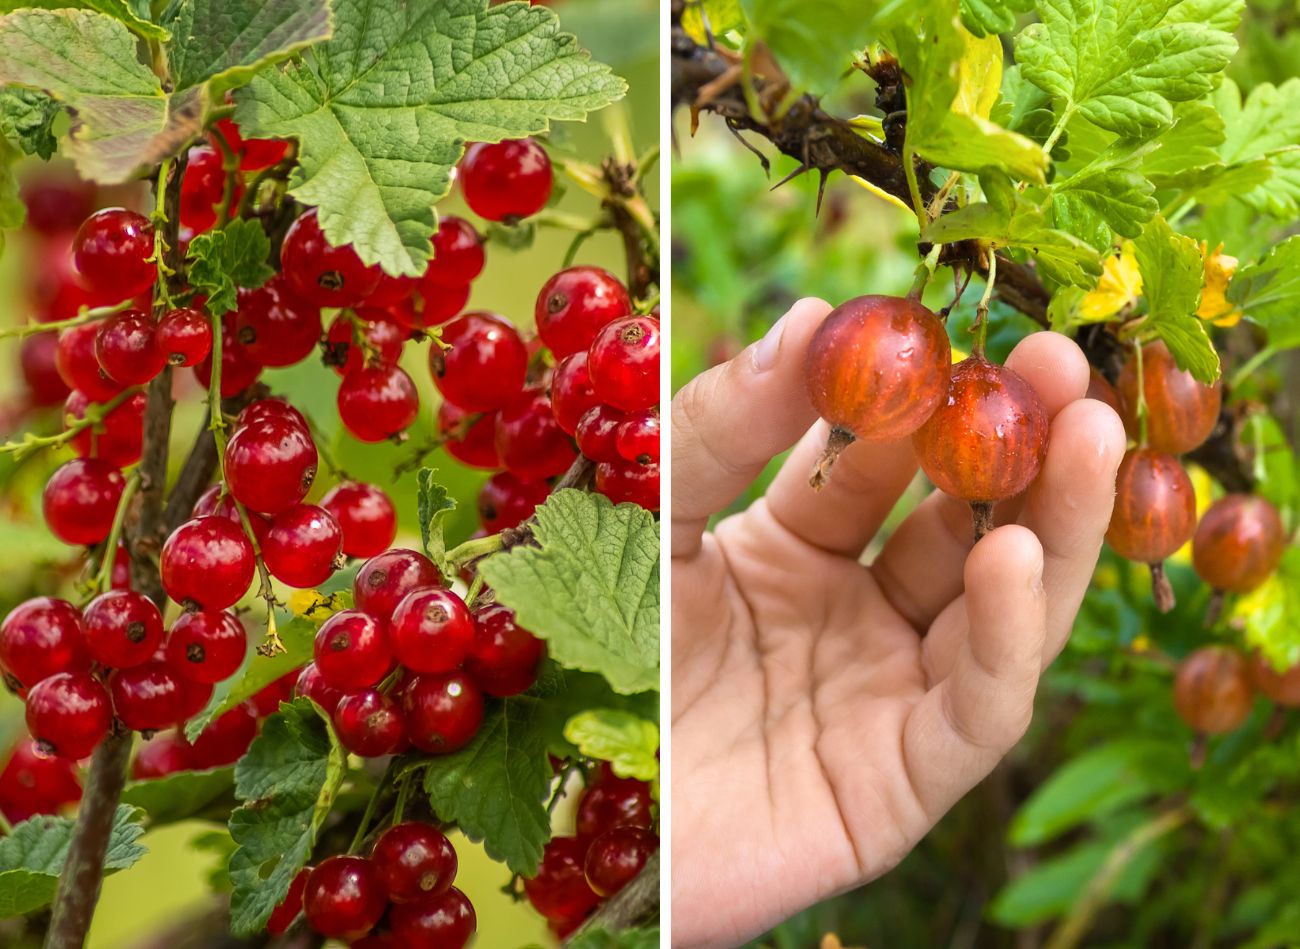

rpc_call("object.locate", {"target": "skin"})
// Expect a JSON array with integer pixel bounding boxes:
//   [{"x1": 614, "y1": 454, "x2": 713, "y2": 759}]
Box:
[{"x1": 671, "y1": 298, "x2": 1127, "y2": 948}]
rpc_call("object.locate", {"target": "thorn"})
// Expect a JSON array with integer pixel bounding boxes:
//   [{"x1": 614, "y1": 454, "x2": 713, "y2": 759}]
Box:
[
  {"x1": 769, "y1": 163, "x2": 808, "y2": 191},
  {"x1": 815, "y1": 170, "x2": 829, "y2": 216}
]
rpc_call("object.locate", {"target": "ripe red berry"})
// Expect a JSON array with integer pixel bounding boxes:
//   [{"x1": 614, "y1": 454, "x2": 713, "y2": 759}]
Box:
[
  {"x1": 1085, "y1": 367, "x2": 1122, "y2": 413},
  {"x1": 132, "y1": 731, "x2": 192, "y2": 780},
  {"x1": 65, "y1": 389, "x2": 146, "y2": 467},
  {"x1": 333, "y1": 688, "x2": 404, "y2": 757},
  {"x1": 267, "y1": 867, "x2": 310, "y2": 936},
  {"x1": 262, "y1": 504, "x2": 342, "y2": 588},
  {"x1": 161, "y1": 516, "x2": 256, "y2": 610},
  {"x1": 400, "y1": 672, "x2": 484, "y2": 753},
  {"x1": 42, "y1": 457, "x2": 125, "y2": 546},
  {"x1": 83, "y1": 590, "x2": 164, "y2": 669},
  {"x1": 323, "y1": 310, "x2": 406, "y2": 376},
  {"x1": 235, "y1": 278, "x2": 323, "y2": 368},
  {"x1": 185, "y1": 702, "x2": 258, "y2": 767},
  {"x1": 390, "y1": 589, "x2": 474, "y2": 674},
  {"x1": 523, "y1": 836, "x2": 601, "y2": 924},
  {"x1": 437, "y1": 402, "x2": 500, "y2": 470},
  {"x1": 175, "y1": 678, "x2": 215, "y2": 726},
  {"x1": 193, "y1": 313, "x2": 264, "y2": 397},
  {"x1": 109, "y1": 661, "x2": 185, "y2": 732},
  {"x1": 576, "y1": 776, "x2": 654, "y2": 842},
  {"x1": 224, "y1": 418, "x2": 318, "y2": 515},
  {"x1": 249, "y1": 671, "x2": 297, "y2": 718},
  {"x1": 535, "y1": 266, "x2": 632, "y2": 358},
  {"x1": 549, "y1": 352, "x2": 600, "y2": 435},
  {"x1": 1192, "y1": 494, "x2": 1285, "y2": 594},
  {"x1": 478, "y1": 472, "x2": 550, "y2": 532},
  {"x1": 295, "y1": 661, "x2": 349, "y2": 717},
  {"x1": 585, "y1": 826, "x2": 657, "y2": 897},
  {"x1": 166, "y1": 610, "x2": 247, "y2": 684},
  {"x1": 20, "y1": 176, "x2": 96, "y2": 236},
  {"x1": 406, "y1": 281, "x2": 471, "y2": 328},
  {"x1": 465, "y1": 605, "x2": 544, "y2": 697},
  {"x1": 429, "y1": 312, "x2": 527, "y2": 412},
  {"x1": 280, "y1": 209, "x2": 381, "y2": 308},
  {"x1": 595, "y1": 458, "x2": 659, "y2": 510},
  {"x1": 0, "y1": 597, "x2": 88, "y2": 690},
  {"x1": 338, "y1": 365, "x2": 420, "y2": 442},
  {"x1": 1253, "y1": 655, "x2": 1300, "y2": 707},
  {"x1": 179, "y1": 146, "x2": 241, "y2": 233},
  {"x1": 191, "y1": 484, "x2": 271, "y2": 546},
  {"x1": 575, "y1": 404, "x2": 624, "y2": 463},
  {"x1": 313, "y1": 610, "x2": 393, "y2": 690},
  {"x1": 321, "y1": 482, "x2": 397, "y2": 559},
  {"x1": 72, "y1": 208, "x2": 155, "y2": 300},
  {"x1": 20, "y1": 332, "x2": 70, "y2": 406},
  {"x1": 587, "y1": 316, "x2": 660, "y2": 412},
  {"x1": 57, "y1": 322, "x2": 122, "y2": 402},
  {"x1": 496, "y1": 388, "x2": 578, "y2": 479},
  {"x1": 236, "y1": 397, "x2": 308, "y2": 433},
  {"x1": 460, "y1": 138, "x2": 553, "y2": 222},
  {"x1": 0, "y1": 737, "x2": 81, "y2": 817},
  {"x1": 304, "y1": 855, "x2": 388, "y2": 940},
  {"x1": 424, "y1": 216, "x2": 485, "y2": 287},
  {"x1": 1174, "y1": 646, "x2": 1254, "y2": 734},
  {"x1": 371, "y1": 821, "x2": 458, "y2": 903},
  {"x1": 109, "y1": 542, "x2": 132, "y2": 591},
  {"x1": 155, "y1": 307, "x2": 212, "y2": 367},
  {"x1": 1106, "y1": 450, "x2": 1196, "y2": 564},
  {"x1": 26, "y1": 671, "x2": 113, "y2": 759},
  {"x1": 388, "y1": 887, "x2": 477, "y2": 948},
  {"x1": 354, "y1": 549, "x2": 442, "y2": 619},
  {"x1": 211, "y1": 118, "x2": 290, "y2": 172},
  {"x1": 615, "y1": 409, "x2": 660, "y2": 464},
  {"x1": 1117, "y1": 340, "x2": 1221, "y2": 455}
]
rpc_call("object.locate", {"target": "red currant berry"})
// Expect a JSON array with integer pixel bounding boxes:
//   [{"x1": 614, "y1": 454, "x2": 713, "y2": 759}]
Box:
[
  {"x1": 155, "y1": 307, "x2": 212, "y2": 367},
  {"x1": 400, "y1": 672, "x2": 484, "y2": 753},
  {"x1": 166, "y1": 610, "x2": 247, "y2": 684},
  {"x1": 338, "y1": 365, "x2": 420, "y2": 442},
  {"x1": 191, "y1": 485, "x2": 271, "y2": 546},
  {"x1": 1106, "y1": 449, "x2": 1196, "y2": 564},
  {"x1": 235, "y1": 397, "x2": 308, "y2": 433},
  {"x1": 1118, "y1": 340, "x2": 1221, "y2": 455},
  {"x1": 249, "y1": 670, "x2": 297, "y2": 718},
  {"x1": 109, "y1": 661, "x2": 185, "y2": 732},
  {"x1": 406, "y1": 281, "x2": 471, "y2": 328},
  {"x1": 615, "y1": 409, "x2": 659, "y2": 463},
  {"x1": 390, "y1": 589, "x2": 474, "y2": 674},
  {"x1": 371, "y1": 822, "x2": 458, "y2": 903},
  {"x1": 465, "y1": 605, "x2": 544, "y2": 697},
  {"x1": 211, "y1": 118, "x2": 291, "y2": 172},
  {"x1": 280, "y1": 209, "x2": 381, "y2": 308},
  {"x1": 576, "y1": 776, "x2": 653, "y2": 842},
  {"x1": 57, "y1": 322, "x2": 123, "y2": 402},
  {"x1": 354, "y1": 549, "x2": 442, "y2": 619},
  {"x1": 20, "y1": 332, "x2": 70, "y2": 406},
  {"x1": 424, "y1": 216, "x2": 485, "y2": 287},
  {"x1": 303, "y1": 855, "x2": 388, "y2": 940},
  {"x1": 83, "y1": 590, "x2": 164, "y2": 669},
  {"x1": 587, "y1": 316, "x2": 660, "y2": 412},
  {"x1": 1174, "y1": 646, "x2": 1254, "y2": 734},
  {"x1": 161, "y1": 516, "x2": 256, "y2": 610},
  {"x1": 26, "y1": 671, "x2": 113, "y2": 759},
  {"x1": 72, "y1": 208, "x2": 155, "y2": 300},
  {"x1": 295, "y1": 661, "x2": 348, "y2": 717},
  {"x1": 333, "y1": 688, "x2": 404, "y2": 757},
  {"x1": 175, "y1": 678, "x2": 215, "y2": 725},
  {"x1": 267, "y1": 867, "x2": 310, "y2": 936},
  {"x1": 494, "y1": 388, "x2": 577, "y2": 480},
  {"x1": 179, "y1": 146, "x2": 242, "y2": 234},
  {"x1": 460, "y1": 138, "x2": 552, "y2": 222},
  {"x1": 0, "y1": 737, "x2": 81, "y2": 816},
  {"x1": 389, "y1": 887, "x2": 477, "y2": 948},
  {"x1": 596, "y1": 458, "x2": 660, "y2": 510},
  {"x1": 0, "y1": 597, "x2": 88, "y2": 691},
  {"x1": 321, "y1": 482, "x2": 397, "y2": 559},
  {"x1": 185, "y1": 702, "x2": 258, "y2": 767},
  {"x1": 313, "y1": 610, "x2": 393, "y2": 690},
  {"x1": 365, "y1": 271, "x2": 419, "y2": 309},
  {"x1": 437, "y1": 402, "x2": 500, "y2": 470},
  {"x1": 523, "y1": 836, "x2": 600, "y2": 924},
  {"x1": 429, "y1": 312, "x2": 527, "y2": 412},
  {"x1": 536, "y1": 266, "x2": 632, "y2": 358},
  {"x1": 263, "y1": 504, "x2": 342, "y2": 588},
  {"x1": 224, "y1": 418, "x2": 318, "y2": 515},
  {"x1": 1253, "y1": 655, "x2": 1300, "y2": 707},
  {"x1": 575, "y1": 404, "x2": 624, "y2": 463},
  {"x1": 550, "y1": 352, "x2": 600, "y2": 435},
  {"x1": 109, "y1": 542, "x2": 132, "y2": 591},
  {"x1": 42, "y1": 457, "x2": 125, "y2": 546},
  {"x1": 1192, "y1": 494, "x2": 1285, "y2": 594},
  {"x1": 234, "y1": 278, "x2": 323, "y2": 368},
  {"x1": 478, "y1": 472, "x2": 549, "y2": 532},
  {"x1": 193, "y1": 314, "x2": 263, "y2": 397},
  {"x1": 132, "y1": 731, "x2": 192, "y2": 780},
  {"x1": 65, "y1": 389, "x2": 146, "y2": 467},
  {"x1": 585, "y1": 826, "x2": 657, "y2": 897},
  {"x1": 20, "y1": 176, "x2": 96, "y2": 236},
  {"x1": 323, "y1": 310, "x2": 405, "y2": 376}
]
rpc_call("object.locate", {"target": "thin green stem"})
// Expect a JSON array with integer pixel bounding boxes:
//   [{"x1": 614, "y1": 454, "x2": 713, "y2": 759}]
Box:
[
  {"x1": 1042, "y1": 106, "x2": 1073, "y2": 157},
  {"x1": 445, "y1": 532, "x2": 505, "y2": 566},
  {"x1": 465, "y1": 572, "x2": 486, "y2": 611},
  {"x1": 0, "y1": 386, "x2": 143, "y2": 458},
  {"x1": 1134, "y1": 339, "x2": 1149, "y2": 447},
  {"x1": 902, "y1": 146, "x2": 927, "y2": 228},
  {"x1": 973, "y1": 252, "x2": 997, "y2": 358},
  {"x1": 93, "y1": 472, "x2": 142, "y2": 594},
  {"x1": 148, "y1": 158, "x2": 176, "y2": 310},
  {"x1": 393, "y1": 772, "x2": 413, "y2": 825},
  {"x1": 1230, "y1": 345, "x2": 1277, "y2": 389},
  {"x1": 210, "y1": 127, "x2": 241, "y2": 228},
  {"x1": 634, "y1": 144, "x2": 660, "y2": 183},
  {"x1": 0, "y1": 808, "x2": 13, "y2": 836},
  {"x1": 547, "y1": 761, "x2": 581, "y2": 816},
  {"x1": 349, "y1": 761, "x2": 397, "y2": 853},
  {"x1": 0, "y1": 303, "x2": 125, "y2": 340}
]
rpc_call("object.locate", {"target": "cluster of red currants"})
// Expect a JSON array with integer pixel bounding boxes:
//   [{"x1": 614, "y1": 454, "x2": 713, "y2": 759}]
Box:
[
  {"x1": 524, "y1": 764, "x2": 659, "y2": 938},
  {"x1": 266, "y1": 821, "x2": 474, "y2": 947}
]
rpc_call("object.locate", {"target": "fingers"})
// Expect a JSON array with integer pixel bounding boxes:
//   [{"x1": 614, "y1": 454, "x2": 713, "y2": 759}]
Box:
[
  {"x1": 671, "y1": 298, "x2": 832, "y2": 559},
  {"x1": 901, "y1": 525, "x2": 1046, "y2": 818}
]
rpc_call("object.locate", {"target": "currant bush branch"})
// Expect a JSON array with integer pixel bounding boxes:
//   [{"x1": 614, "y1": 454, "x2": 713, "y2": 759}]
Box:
[
  {"x1": 0, "y1": 386, "x2": 143, "y2": 459},
  {"x1": 0, "y1": 301, "x2": 127, "y2": 340}
]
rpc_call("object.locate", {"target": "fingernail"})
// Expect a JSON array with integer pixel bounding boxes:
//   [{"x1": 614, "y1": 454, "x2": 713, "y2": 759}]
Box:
[{"x1": 751, "y1": 314, "x2": 788, "y2": 373}]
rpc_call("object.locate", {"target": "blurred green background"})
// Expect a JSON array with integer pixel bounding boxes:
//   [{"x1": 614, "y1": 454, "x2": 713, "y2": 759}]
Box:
[{"x1": 0, "y1": 0, "x2": 657, "y2": 945}]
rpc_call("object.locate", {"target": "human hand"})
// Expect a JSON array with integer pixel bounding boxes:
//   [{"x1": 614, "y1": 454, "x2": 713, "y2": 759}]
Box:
[{"x1": 669, "y1": 298, "x2": 1126, "y2": 947}]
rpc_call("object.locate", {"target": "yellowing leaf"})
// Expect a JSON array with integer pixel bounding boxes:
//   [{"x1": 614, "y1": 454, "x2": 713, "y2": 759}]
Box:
[
  {"x1": 1197, "y1": 241, "x2": 1241, "y2": 326},
  {"x1": 1080, "y1": 243, "x2": 1142, "y2": 321},
  {"x1": 847, "y1": 173, "x2": 913, "y2": 213},
  {"x1": 954, "y1": 30, "x2": 1002, "y2": 119}
]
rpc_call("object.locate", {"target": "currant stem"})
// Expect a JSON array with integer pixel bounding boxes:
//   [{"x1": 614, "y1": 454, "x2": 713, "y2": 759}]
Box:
[
  {"x1": 1133, "y1": 339, "x2": 1149, "y2": 447},
  {"x1": 445, "y1": 532, "x2": 505, "y2": 566},
  {"x1": 93, "y1": 471, "x2": 142, "y2": 594},
  {"x1": 972, "y1": 251, "x2": 997, "y2": 359},
  {"x1": 0, "y1": 386, "x2": 143, "y2": 459},
  {"x1": 1150, "y1": 561, "x2": 1175, "y2": 613},
  {"x1": 349, "y1": 760, "x2": 397, "y2": 853},
  {"x1": 1204, "y1": 589, "x2": 1226, "y2": 629},
  {"x1": 0, "y1": 301, "x2": 127, "y2": 340},
  {"x1": 210, "y1": 125, "x2": 241, "y2": 229},
  {"x1": 809, "y1": 426, "x2": 855, "y2": 491},
  {"x1": 970, "y1": 501, "x2": 995, "y2": 543}
]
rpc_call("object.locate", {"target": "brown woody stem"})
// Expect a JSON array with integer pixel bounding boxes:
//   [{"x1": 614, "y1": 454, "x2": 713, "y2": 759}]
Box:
[
  {"x1": 1150, "y1": 561, "x2": 1175, "y2": 613},
  {"x1": 809, "y1": 426, "x2": 855, "y2": 490}
]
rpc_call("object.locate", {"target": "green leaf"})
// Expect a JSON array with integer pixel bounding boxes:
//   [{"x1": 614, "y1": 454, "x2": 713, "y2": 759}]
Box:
[
  {"x1": 1235, "y1": 549, "x2": 1300, "y2": 671},
  {"x1": 416, "y1": 467, "x2": 457, "y2": 569},
  {"x1": 121, "y1": 766, "x2": 236, "y2": 825},
  {"x1": 563, "y1": 709, "x2": 659, "y2": 782},
  {"x1": 1164, "y1": 0, "x2": 1244, "y2": 34},
  {"x1": 533, "y1": 668, "x2": 659, "y2": 760},
  {"x1": 0, "y1": 9, "x2": 206, "y2": 184},
  {"x1": 1227, "y1": 235, "x2": 1300, "y2": 350},
  {"x1": 186, "y1": 219, "x2": 275, "y2": 316},
  {"x1": 1133, "y1": 215, "x2": 1219, "y2": 383},
  {"x1": 0, "y1": 806, "x2": 147, "y2": 918},
  {"x1": 1212, "y1": 78, "x2": 1300, "y2": 218},
  {"x1": 960, "y1": 0, "x2": 1032, "y2": 36},
  {"x1": 0, "y1": 87, "x2": 60, "y2": 158},
  {"x1": 236, "y1": 0, "x2": 626, "y2": 276},
  {"x1": 228, "y1": 698, "x2": 346, "y2": 936},
  {"x1": 0, "y1": 138, "x2": 22, "y2": 240},
  {"x1": 422, "y1": 691, "x2": 554, "y2": 875},
  {"x1": 478, "y1": 490, "x2": 659, "y2": 695},
  {"x1": 1051, "y1": 144, "x2": 1158, "y2": 241},
  {"x1": 1015, "y1": 0, "x2": 1236, "y2": 139},
  {"x1": 0, "y1": 0, "x2": 170, "y2": 41},
  {"x1": 680, "y1": 0, "x2": 744, "y2": 44},
  {"x1": 1139, "y1": 100, "x2": 1225, "y2": 188},
  {"x1": 567, "y1": 927, "x2": 663, "y2": 949},
  {"x1": 163, "y1": 0, "x2": 332, "y2": 93}
]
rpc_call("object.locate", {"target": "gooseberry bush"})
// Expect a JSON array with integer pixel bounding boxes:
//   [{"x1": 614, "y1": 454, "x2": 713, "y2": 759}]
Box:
[
  {"x1": 0, "y1": 0, "x2": 659, "y2": 945},
  {"x1": 675, "y1": 0, "x2": 1300, "y2": 944}
]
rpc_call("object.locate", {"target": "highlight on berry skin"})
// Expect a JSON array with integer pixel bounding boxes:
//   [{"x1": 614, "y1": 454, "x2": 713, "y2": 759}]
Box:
[{"x1": 0, "y1": 0, "x2": 660, "y2": 944}]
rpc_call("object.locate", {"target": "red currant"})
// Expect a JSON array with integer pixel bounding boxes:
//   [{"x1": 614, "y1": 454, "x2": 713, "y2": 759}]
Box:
[
  {"x1": 354, "y1": 549, "x2": 442, "y2": 619},
  {"x1": 365, "y1": 271, "x2": 419, "y2": 309},
  {"x1": 155, "y1": 307, "x2": 212, "y2": 367},
  {"x1": 262, "y1": 504, "x2": 342, "y2": 588},
  {"x1": 585, "y1": 826, "x2": 657, "y2": 897},
  {"x1": 234, "y1": 278, "x2": 323, "y2": 368},
  {"x1": 338, "y1": 365, "x2": 420, "y2": 442},
  {"x1": 26, "y1": 671, "x2": 113, "y2": 759},
  {"x1": 459, "y1": 139, "x2": 553, "y2": 222},
  {"x1": 236, "y1": 397, "x2": 308, "y2": 433},
  {"x1": 550, "y1": 352, "x2": 600, "y2": 435},
  {"x1": 66, "y1": 389, "x2": 146, "y2": 469},
  {"x1": 185, "y1": 702, "x2": 258, "y2": 767},
  {"x1": 42, "y1": 457, "x2": 125, "y2": 546},
  {"x1": 496, "y1": 388, "x2": 577, "y2": 479},
  {"x1": 295, "y1": 661, "x2": 348, "y2": 717},
  {"x1": 596, "y1": 458, "x2": 660, "y2": 510},
  {"x1": 193, "y1": 314, "x2": 263, "y2": 397},
  {"x1": 132, "y1": 731, "x2": 192, "y2": 780},
  {"x1": 429, "y1": 312, "x2": 527, "y2": 412},
  {"x1": 321, "y1": 482, "x2": 397, "y2": 559},
  {"x1": 575, "y1": 404, "x2": 624, "y2": 463},
  {"x1": 20, "y1": 332, "x2": 70, "y2": 406},
  {"x1": 224, "y1": 417, "x2": 318, "y2": 515},
  {"x1": 0, "y1": 597, "x2": 88, "y2": 691},
  {"x1": 179, "y1": 146, "x2": 241, "y2": 234},
  {"x1": 109, "y1": 542, "x2": 132, "y2": 591},
  {"x1": 313, "y1": 610, "x2": 393, "y2": 690},
  {"x1": 437, "y1": 402, "x2": 500, "y2": 470},
  {"x1": 1173, "y1": 646, "x2": 1254, "y2": 734},
  {"x1": 83, "y1": 590, "x2": 164, "y2": 669},
  {"x1": 57, "y1": 322, "x2": 122, "y2": 402},
  {"x1": 109, "y1": 661, "x2": 185, "y2": 732},
  {"x1": 333, "y1": 688, "x2": 405, "y2": 757},
  {"x1": 523, "y1": 836, "x2": 600, "y2": 924},
  {"x1": 1117, "y1": 340, "x2": 1221, "y2": 455},
  {"x1": 323, "y1": 310, "x2": 405, "y2": 376},
  {"x1": 424, "y1": 216, "x2": 485, "y2": 287},
  {"x1": 465, "y1": 605, "x2": 544, "y2": 697},
  {"x1": 175, "y1": 678, "x2": 215, "y2": 725},
  {"x1": 478, "y1": 472, "x2": 549, "y2": 532},
  {"x1": 401, "y1": 672, "x2": 484, "y2": 753},
  {"x1": 388, "y1": 887, "x2": 476, "y2": 948},
  {"x1": 390, "y1": 588, "x2": 474, "y2": 674},
  {"x1": 20, "y1": 176, "x2": 96, "y2": 235},
  {"x1": 211, "y1": 118, "x2": 290, "y2": 172},
  {"x1": 303, "y1": 855, "x2": 388, "y2": 940},
  {"x1": 267, "y1": 867, "x2": 310, "y2": 936},
  {"x1": 280, "y1": 209, "x2": 381, "y2": 308},
  {"x1": 615, "y1": 409, "x2": 659, "y2": 463},
  {"x1": 371, "y1": 821, "x2": 458, "y2": 903},
  {"x1": 161, "y1": 515, "x2": 256, "y2": 610},
  {"x1": 249, "y1": 670, "x2": 297, "y2": 718},
  {"x1": 576, "y1": 776, "x2": 653, "y2": 841},
  {"x1": 405, "y1": 281, "x2": 471, "y2": 328},
  {"x1": 587, "y1": 316, "x2": 660, "y2": 412},
  {"x1": 536, "y1": 266, "x2": 632, "y2": 358},
  {"x1": 0, "y1": 737, "x2": 81, "y2": 817},
  {"x1": 72, "y1": 208, "x2": 155, "y2": 300},
  {"x1": 191, "y1": 484, "x2": 271, "y2": 546},
  {"x1": 1192, "y1": 494, "x2": 1285, "y2": 594},
  {"x1": 166, "y1": 610, "x2": 247, "y2": 684}
]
